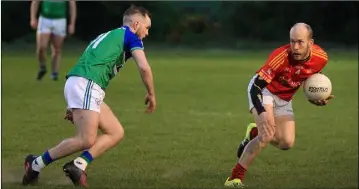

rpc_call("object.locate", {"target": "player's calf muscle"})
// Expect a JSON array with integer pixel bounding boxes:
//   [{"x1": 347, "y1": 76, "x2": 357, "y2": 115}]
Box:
[
  {"x1": 240, "y1": 137, "x2": 270, "y2": 168},
  {"x1": 73, "y1": 110, "x2": 99, "y2": 149},
  {"x1": 99, "y1": 104, "x2": 125, "y2": 145}
]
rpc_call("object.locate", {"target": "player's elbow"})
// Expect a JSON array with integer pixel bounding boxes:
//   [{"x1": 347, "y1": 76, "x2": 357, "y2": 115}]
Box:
[{"x1": 138, "y1": 63, "x2": 152, "y2": 74}]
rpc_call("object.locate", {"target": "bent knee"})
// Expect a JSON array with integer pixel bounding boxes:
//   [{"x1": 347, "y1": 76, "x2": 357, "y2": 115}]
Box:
[
  {"x1": 79, "y1": 136, "x2": 96, "y2": 149},
  {"x1": 104, "y1": 124, "x2": 125, "y2": 144},
  {"x1": 113, "y1": 126, "x2": 125, "y2": 143},
  {"x1": 278, "y1": 140, "x2": 295, "y2": 150}
]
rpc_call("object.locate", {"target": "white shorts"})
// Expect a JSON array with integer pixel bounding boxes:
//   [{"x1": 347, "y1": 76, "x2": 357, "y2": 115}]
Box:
[
  {"x1": 64, "y1": 76, "x2": 105, "y2": 113},
  {"x1": 247, "y1": 74, "x2": 294, "y2": 116},
  {"x1": 37, "y1": 16, "x2": 67, "y2": 37}
]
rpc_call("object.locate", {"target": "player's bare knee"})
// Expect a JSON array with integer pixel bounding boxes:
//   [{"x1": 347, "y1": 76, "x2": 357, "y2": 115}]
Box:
[
  {"x1": 113, "y1": 125, "x2": 125, "y2": 144},
  {"x1": 37, "y1": 46, "x2": 47, "y2": 54},
  {"x1": 79, "y1": 135, "x2": 96, "y2": 149},
  {"x1": 51, "y1": 47, "x2": 62, "y2": 57},
  {"x1": 82, "y1": 138, "x2": 96, "y2": 149},
  {"x1": 278, "y1": 140, "x2": 294, "y2": 150}
]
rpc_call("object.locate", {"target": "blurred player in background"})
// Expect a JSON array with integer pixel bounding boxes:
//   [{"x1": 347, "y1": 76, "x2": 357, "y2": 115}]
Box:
[
  {"x1": 23, "y1": 5, "x2": 156, "y2": 187},
  {"x1": 30, "y1": 0, "x2": 77, "y2": 81},
  {"x1": 224, "y1": 23, "x2": 335, "y2": 188}
]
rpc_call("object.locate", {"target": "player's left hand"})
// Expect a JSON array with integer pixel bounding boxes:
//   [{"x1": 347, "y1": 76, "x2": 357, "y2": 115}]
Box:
[
  {"x1": 309, "y1": 94, "x2": 335, "y2": 106},
  {"x1": 64, "y1": 109, "x2": 74, "y2": 124},
  {"x1": 144, "y1": 93, "x2": 156, "y2": 114},
  {"x1": 68, "y1": 24, "x2": 75, "y2": 35}
]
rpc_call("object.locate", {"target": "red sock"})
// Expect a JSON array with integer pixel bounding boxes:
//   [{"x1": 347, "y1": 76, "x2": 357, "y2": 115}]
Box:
[
  {"x1": 230, "y1": 163, "x2": 247, "y2": 181},
  {"x1": 249, "y1": 127, "x2": 258, "y2": 140}
]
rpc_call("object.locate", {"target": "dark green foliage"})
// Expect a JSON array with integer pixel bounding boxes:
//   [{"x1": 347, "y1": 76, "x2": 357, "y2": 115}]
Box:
[{"x1": 1, "y1": 1, "x2": 357, "y2": 46}]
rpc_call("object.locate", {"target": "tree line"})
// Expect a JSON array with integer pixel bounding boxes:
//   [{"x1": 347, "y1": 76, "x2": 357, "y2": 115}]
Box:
[{"x1": 2, "y1": 1, "x2": 357, "y2": 46}]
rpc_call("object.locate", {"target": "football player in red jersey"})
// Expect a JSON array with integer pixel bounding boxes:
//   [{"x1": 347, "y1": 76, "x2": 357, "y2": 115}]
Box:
[{"x1": 224, "y1": 23, "x2": 335, "y2": 187}]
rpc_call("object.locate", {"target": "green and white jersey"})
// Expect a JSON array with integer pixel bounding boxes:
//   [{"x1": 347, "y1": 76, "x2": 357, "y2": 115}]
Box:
[{"x1": 66, "y1": 26, "x2": 144, "y2": 89}]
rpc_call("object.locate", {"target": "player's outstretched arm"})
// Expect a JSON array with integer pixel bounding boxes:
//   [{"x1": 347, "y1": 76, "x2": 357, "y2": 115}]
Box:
[
  {"x1": 30, "y1": 0, "x2": 40, "y2": 30},
  {"x1": 132, "y1": 49, "x2": 156, "y2": 113}
]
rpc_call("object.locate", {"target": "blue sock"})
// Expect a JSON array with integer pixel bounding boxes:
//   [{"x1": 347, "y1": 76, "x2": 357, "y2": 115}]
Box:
[
  {"x1": 41, "y1": 150, "x2": 54, "y2": 165},
  {"x1": 80, "y1": 151, "x2": 93, "y2": 164},
  {"x1": 51, "y1": 72, "x2": 58, "y2": 78}
]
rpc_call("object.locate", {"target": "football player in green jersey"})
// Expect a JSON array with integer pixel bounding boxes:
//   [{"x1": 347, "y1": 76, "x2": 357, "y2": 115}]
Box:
[
  {"x1": 23, "y1": 5, "x2": 156, "y2": 187},
  {"x1": 30, "y1": 0, "x2": 77, "y2": 81}
]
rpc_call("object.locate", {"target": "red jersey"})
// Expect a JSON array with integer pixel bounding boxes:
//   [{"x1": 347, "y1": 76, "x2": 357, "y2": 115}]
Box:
[{"x1": 257, "y1": 44, "x2": 328, "y2": 101}]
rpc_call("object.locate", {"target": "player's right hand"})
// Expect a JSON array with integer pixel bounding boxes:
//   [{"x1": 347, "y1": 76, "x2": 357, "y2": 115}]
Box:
[
  {"x1": 256, "y1": 111, "x2": 276, "y2": 139},
  {"x1": 257, "y1": 111, "x2": 269, "y2": 125},
  {"x1": 30, "y1": 19, "x2": 37, "y2": 30},
  {"x1": 68, "y1": 24, "x2": 75, "y2": 35},
  {"x1": 309, "y1": 94, "x2": 335, "y2": 106},
  {"x1": 64, "y1": 109, "x2": 74, "y2": 124},
  {"x1": 144, "y1": 93, "x2": 156, "y2": 114}
]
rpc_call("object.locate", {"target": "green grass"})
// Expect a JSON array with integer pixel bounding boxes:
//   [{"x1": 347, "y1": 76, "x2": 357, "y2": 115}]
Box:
[{"x1": 1, "y1": 49, "x2": 358, "y2": 189}]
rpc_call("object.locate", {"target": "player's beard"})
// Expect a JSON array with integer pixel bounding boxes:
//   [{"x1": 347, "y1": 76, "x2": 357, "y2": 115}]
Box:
[
  {"x1": 301, "y1": 45, "x2": 311, "y2": 61},
  {"x1": 294, "y1": 45, "x2": 310, "y2": 61}
]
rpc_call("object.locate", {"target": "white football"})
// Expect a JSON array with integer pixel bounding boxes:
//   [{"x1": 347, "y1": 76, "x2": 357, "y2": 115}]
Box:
[{"x1": 303, "y1": 73, "x2": 332, "y2": 101}]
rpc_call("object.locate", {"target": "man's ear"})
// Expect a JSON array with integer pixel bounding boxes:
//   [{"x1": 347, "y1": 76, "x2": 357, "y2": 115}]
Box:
[{"x1": 310, "y1": 38, "x2": 314, "y2": 45}]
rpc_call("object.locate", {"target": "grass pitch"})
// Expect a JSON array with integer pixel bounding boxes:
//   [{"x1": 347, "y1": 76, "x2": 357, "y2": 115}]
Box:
[{"x1": 1, "y1": 48, "x2": 358, "y2": 189}]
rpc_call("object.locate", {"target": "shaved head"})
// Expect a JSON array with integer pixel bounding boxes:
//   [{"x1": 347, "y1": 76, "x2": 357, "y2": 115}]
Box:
[
  {"x1": 290, "y1": 23, "x2": 313, "y2": 40},
  {"x1": 289, "y1": 22, "x2": 314, "y2": 61}
]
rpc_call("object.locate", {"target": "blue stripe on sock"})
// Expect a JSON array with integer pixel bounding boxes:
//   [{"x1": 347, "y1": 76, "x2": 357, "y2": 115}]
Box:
[
  {"x1": 42, "y1": 150, "x2": 53, "y2": 165},
  {"x1": 80, "y1": 151, "x2": 93, "y2": 163}
]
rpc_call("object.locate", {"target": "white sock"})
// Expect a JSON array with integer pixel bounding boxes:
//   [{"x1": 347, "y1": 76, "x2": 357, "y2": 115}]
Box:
[
  {"x1": 74, "y1": 157, "x2": 88, "y2": 171},
  {"x1": 32, "y1": 156, "x2": 46, "y2": 172}
]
